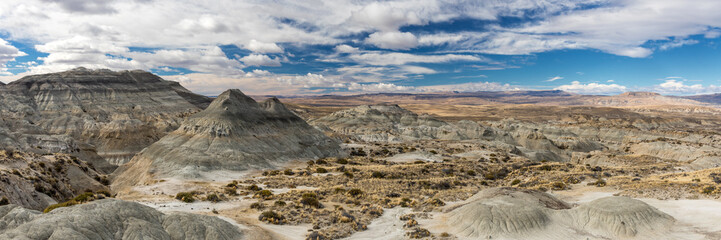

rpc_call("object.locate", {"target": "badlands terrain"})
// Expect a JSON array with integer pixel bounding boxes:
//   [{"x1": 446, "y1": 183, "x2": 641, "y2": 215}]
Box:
[{"x1": 0, "y1": 68, "x2": 720, "y2": 239}]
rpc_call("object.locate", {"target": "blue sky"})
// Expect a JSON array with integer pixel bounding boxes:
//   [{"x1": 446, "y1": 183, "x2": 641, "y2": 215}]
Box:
[{"x1": 1, "y1": 0, "x2": 721, "y2": 96}]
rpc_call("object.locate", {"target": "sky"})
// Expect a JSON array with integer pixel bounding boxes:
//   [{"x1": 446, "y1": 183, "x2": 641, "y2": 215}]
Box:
[{"x1": 1, "y1": 0, "x2": 721, "y2": 96}]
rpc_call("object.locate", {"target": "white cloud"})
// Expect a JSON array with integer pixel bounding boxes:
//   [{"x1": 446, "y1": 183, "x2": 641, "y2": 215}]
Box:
[
  {"x1": 334, "y1": 44, "x2": 359, "y2": 53},
  {"x1": 349, "y1": 52, "x2": 483, "y2": 66},
  {"x1": 40, "y1": 0, "x2": 117, "y2": 14},
  {"x1": 419, "y1": 81, "x2": 520, "y2": 92},
  {"x1": 245, "y1": 39, "x2": 283, "y2": 53},
  {"x1": 516, "y1": 0, "x2": 721, "y2": 57},
  {"x1": 418, "y1": 33, "x2": 466, "y2": 46},
  {"x1": 365, "y1": 31, "x2": 418, "y2": 50},
  {"x1": 244, "y1": 69, "x2": 270, "y2": 77},
  {"x1": 650, "y1": 78, "x2": 721, "y2": 95},
  {"x1": 348, "y1": 2, "x2": 424, "y2": 31},
  {"x1": 399, "y1": 65, "x2": 436, "y2": 74},
  {"x1": 348, "y1": 82, "x2": 415, "y2": 92},
  {"x1": 555, "y1": 81, "x2": 627, "y2": 95},
  {"x1": 239, "y1": 54, "x2": 281, "y2": 67},
  {"x1": 0, "y1": 38, "x2": 26, "y2": 75},
  {"x1": 545, "y1": 76, "x2": 563, "y2": 82}
]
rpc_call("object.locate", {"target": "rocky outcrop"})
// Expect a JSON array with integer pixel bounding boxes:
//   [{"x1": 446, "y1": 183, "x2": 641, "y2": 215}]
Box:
[
  {"x1": 442, "y1": 187, "x2": 675, "y2": 239},
  {"x1": 0, "y1": 68, "x2": 212, "y2": 166},
  {"x1": 0, "y1": 199, "x2": 244, "y2": 239},
  {"x1": 0, "y1": 151, "x2": 108, "y2": 211},
  {"x1": 113, "y1": 89, "x2": 342, "y2": 187}
]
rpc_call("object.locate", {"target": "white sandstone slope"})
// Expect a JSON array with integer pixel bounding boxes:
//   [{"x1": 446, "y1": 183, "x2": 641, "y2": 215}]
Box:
[
  {"x1": 0, "y1": 199, "x2": 245, "y2": 239},
  {"x1": 113, "y1": 89, "x2": 342, "y2": 187},
  {"x1": 434, "y1": 187, "x2": 681, "y2": 240}
]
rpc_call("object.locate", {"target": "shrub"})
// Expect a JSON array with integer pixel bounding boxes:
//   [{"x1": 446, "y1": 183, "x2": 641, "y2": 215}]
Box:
[
  {"x1": 43, "y1": 200, "x2": 78, "y2": 213},
  {"x1": 247, "y1": 184, "x2": 262, "y2": 191},
  {"x1": 588, "y1": 179, "x2": 606, "y2": 187},
  {"x1": 0, "y1": 197, "x2": 8, "y2": 206},
  {"x1": 337, "y1": 158, "x2": 348, "y2": 164},
  {"x1": 224, "y1": 187, "x2": 238, "y2": 196},
  {"x1": 283, "y1": 169, "x2": 294, "y2": 175},
  {"x1": 511, "y1": 179, "x2": 521, "y2": 185},
  {"x1": 467, "y1": 170, "x2": 477, "y2": 176},
  {"x1": 428, "y1": 199, "x2": 445, "y2": 206},
  {"x1": 551, "y1": 182, "x2": 566, "y2": 190},
  {"x1": 347, "y1": 188, "x2": 363, "y2": 197},
  {"x1": 539, "y1": 165, "x2": 553, "y2": 171},
  {"x1": 250, "y1": 202, "x2": 266, "y2": 210},
  {"x1": 300, "y1": 193, "x2": 322, "y2": 208},
  {"x1": 333, "y1": 188, "x2": 346, "y2": 194},
  {"x1": 350, "y1": 149, "x2": 367, "y2": 157},
  {"x1": 371, "y1": 171, "x2": 385, "y2": 178},
  {"x1": 316, "y1": 167, "x2": 328, "y2": 173},
  {"x1": 343, "y1": 171, "x2": 354, "y2": 178},
  {"x1": 206, "y1": 194, "x2": 221, "y2": 203},
  {"x1": 256, "y1": 190, "x2": 273, "y2": 199},
  {"x1": 73, "y1": 192, "x2": 95, "y2": 203},
  {"x1": 701, "y1": 186, "x2": 716, "y2": 194},
  {"x1": 175, "y1": 192, "x2": 196, "y2": 203},
  {"x1": 274, "y1": 200, "x2": 286, "y2": 206},
  {"x1": 259, "y1": 211, "x2": 284, "y2": 223},
  {"x1": 315, "y1": 159, "x2": 328, "y2": 165}
]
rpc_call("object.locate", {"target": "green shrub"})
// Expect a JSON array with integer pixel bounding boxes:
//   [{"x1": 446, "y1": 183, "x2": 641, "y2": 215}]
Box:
[
  {"x1": 511, "y1": 179, "x2": 521, "y2": 185},
  {"x1": 283, "y1": 169, "x2": 294, "y2": 175},
  {"x1": 259, "y1": 211, "x2": 284, "y2": 223},
  {"x1": 347, "y1": 188, "x2": 363, "y2": 197},
  {"x1": 206, "y1": 194, "x2": 221, "y2": 203},
  {"x1": 274, "y1": 200, "x2": 286, "y2": 206},
  {"x1": 247, "y1": 184, "x2": 262, "y2": 191},
  {"x1": 551, "y1": 182, "x2": 566, "y2": 190},
  {"x1": 43, "y1": 200, "x2": 78, "y2": 213},
  {"x1": 701, "y1": 186, "x2": 716, "y2": 194},
  {"x1": 316, "y1": 167, "x2": 328, "y2": 173},
  {"x1": 315, "y1": 159, "x2": 328, "y2": 165},
  {"x1": 256, "y1": 190, "x2": 273, "y2": 199},
  {"x1": 250, "y1": 202, "x2": 265, "y2": 210},
  {"x1": 336, "y1": 158, "x2": 348, "y2": 164},
  {"x1": 300, "y1": 193, "x2": 322, "y2": 208},
  {"x1": 371, "y1": 171, "x2": 385, "y2": 178},
  {"x1": 175, "y1": 192, "x2": 196, "y2": 203},
  {"x1": 73, "y1": 192, "x2": 94, "y2": 203}
]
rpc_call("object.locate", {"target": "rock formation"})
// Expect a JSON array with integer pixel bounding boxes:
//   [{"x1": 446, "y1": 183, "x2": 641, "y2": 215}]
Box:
[
  {"x1": 113, "y1": 89, "x2": 342, "y2": 187},
  {"x1": 0, "y1": 67, "x2": 212, "y2": 167},
  {"x1": 0, "y1": 199, "x2": 244, "y2": 239},
  {"x1": 441, "y1": 187, "x2": 675, "y2": 239},
  {"x1": 0, "y1": 151, "x2": 108, "y2": 211}
]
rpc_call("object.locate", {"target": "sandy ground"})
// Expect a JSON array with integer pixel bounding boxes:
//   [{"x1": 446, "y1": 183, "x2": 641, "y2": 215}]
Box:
[
  {"x1": 342, "y1": 207, "x2": 411, "y2": 240},
  {"x1": 384, "y1": 151, "x2": 442, "y2": 163}
]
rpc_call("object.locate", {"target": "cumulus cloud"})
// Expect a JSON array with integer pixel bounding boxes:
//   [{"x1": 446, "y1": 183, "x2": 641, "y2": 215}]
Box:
[
  {"x1": 365, "y1": 31, "x2": 418, "y2": 50},
  {"x1": 0, "y1": 38, "x2": 26, "y2": 75},
  {"x1": 334, "y1": 44, "x2": 359, "y2": 53},
  {"x1": 348, "y1": 2, "x2": 424, "y2": 31},
  {"x1": 245, "y1": 39, "x2": 283, "y2": 53},
  {"x1": 239, "y1": 54, "x2": 282, "y2": 67},
  {"x1": 650, "y1": 78, "x2": 721, "y2": 95},
  {"x1": 554, "y1": 81, "x2": 627, "y2": 95}
]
